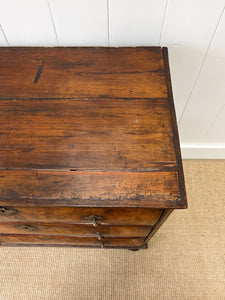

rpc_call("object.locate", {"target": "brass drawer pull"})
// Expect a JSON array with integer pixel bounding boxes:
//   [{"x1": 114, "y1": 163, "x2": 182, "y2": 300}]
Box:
[
  {"x1": 83, "y1": 215, "x2": 104, "y2": 227},
  {"x1": 100, "y1": 240, "x2": 109, "y2": 248},
  {"x1": 96, "y1": 232, "x2": 103, "y2": 240},
  {"x1": 15, "y1": 224, "x2": 38, "y2": 232},
  {"x1": 0, "y1": 207, "x2": 18, "y2": 216},
  {"x1": 92, "y1": 217, "x2": 98, "y2": 227}
]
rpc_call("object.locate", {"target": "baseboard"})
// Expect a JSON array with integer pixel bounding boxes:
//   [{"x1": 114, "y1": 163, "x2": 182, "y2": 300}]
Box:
[{"x1": 181, "y1": 146, "x2": 225, "y2": 159}]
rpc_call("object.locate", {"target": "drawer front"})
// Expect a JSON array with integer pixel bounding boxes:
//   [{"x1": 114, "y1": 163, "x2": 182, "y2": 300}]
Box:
[
  {"x1": 0, "y1": 234, "x2": 145, "y2": 248},
  {"x1": 0, "y1": 223, "x2": 151, "y2": 238},
  {"x1": 0, "y1": 207, "x2": 162, "y2": 226}
]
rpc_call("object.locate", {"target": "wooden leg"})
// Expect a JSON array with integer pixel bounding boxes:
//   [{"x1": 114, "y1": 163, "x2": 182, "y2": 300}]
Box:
[{"x1": 129, "y1": 243, "x2": 148, "y2": 251}]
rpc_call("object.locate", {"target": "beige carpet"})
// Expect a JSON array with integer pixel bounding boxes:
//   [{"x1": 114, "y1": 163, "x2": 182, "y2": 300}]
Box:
[{"x1": 0, "y1": 160, "x2": 224, "y2": 300}]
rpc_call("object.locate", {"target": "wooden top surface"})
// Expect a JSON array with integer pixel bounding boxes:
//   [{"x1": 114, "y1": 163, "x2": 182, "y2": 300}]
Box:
[{"x1": 0, "y1": 47, "x2": 187, "y2": 208}]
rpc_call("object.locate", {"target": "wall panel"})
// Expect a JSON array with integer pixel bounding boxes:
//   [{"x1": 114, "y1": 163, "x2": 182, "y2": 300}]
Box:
[
  {"x1": 109, "y1": 0, "x2": 167, "y2": 46},
  {"x1": 0, "y1": 0, "x2": 57, "y2": 46},
  {"x1": 179, "y1": 9, "x2": 225, "y2": 145},
  {"x1": 0, "y1": 25, "x2": 9, "y2": 46},
  {"x1": 161, "y1": 0, "x2": 225, "y2": 120},
  {"x1": 49, "y1": 0, "x2": 108, "y2": 46}
]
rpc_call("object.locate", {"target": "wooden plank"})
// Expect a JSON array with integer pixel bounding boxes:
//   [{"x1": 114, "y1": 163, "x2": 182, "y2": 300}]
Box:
[
  {"x1": 49, "y1": 0, "x2": 108, "y2": 46},
  {"x1": 0, "y1": 235, "x2": 145, "y2": 248},
  {"x1": 0, "y1": 98, "x2": 175, "y2": 169},
  {"x1": 109, "y1": 0, "x2": 167, "y2": 46},
  {"x1": 0, "y1": 47, "x2": 166, "y2": 99},
  {"x1": 0, "y1": 223, "x2": 151, "y2": 238},
  {"x1": 0, "y1": 0, "x2": 57, "y2": 46},
  {"x1": 0, "y1": 47, "x2": 164, "y2": 74},
  {"x1": 0, "y1": 207, "x2": 163, "y2": 226},
  {"x1": 0, "y1": 170, "x2": 183, "y2": 208}
]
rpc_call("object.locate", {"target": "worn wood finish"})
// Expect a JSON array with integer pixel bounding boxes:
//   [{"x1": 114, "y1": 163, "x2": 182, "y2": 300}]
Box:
[
  {"x1": 144, "y1": 209, "x2": 173, "y2": 243},
  {"x1": 0, "y1": 234, "x2": 146, "y2": 248},
  {"x1": 0, "y1": 170, "x2": 182, "y2": 208},
  {"x1": 0, "y1": 48, "x2": 167, "y2": 99},
  {"x1": 0, "y1": 206, "x2": 162, "y2": 226},
  {"x1": 0, "y1": 223, "x2": 151, "y2": 238},
  {"x1": 162, "y1": 48, "x2": 187, "y2": 206},
  {"x1": 0, "y1": 47, "x2": 164, "y2": 75},
  {"x1": 0, "y1": 98, "x2": 175, "y2": 169},
  {"x1": 0, "y1": 47, "x2": 187, "y2": 249}
]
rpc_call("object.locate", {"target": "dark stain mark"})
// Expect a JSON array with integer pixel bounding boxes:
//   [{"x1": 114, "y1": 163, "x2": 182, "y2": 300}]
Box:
[
  {"x1": 0, "y1": 207, "x2": 18, "y2": 216},
  {"x1": 38, "y1": 236, "x2": 52, "y2": 240},
  {"x1": 34, "y1": 62, "x2": 44, "y2": 84},
  {"x1": 15, "y1": 224, "x2": 38, "y2": 232},
  {"x1": 5, "y1": 189, "x2": 20, "y2": 199}
]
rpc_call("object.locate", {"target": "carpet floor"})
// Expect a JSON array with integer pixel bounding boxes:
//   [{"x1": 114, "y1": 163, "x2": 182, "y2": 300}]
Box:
[{"x1": 0, "y1": 160, "x2": 224, "y2": 300}]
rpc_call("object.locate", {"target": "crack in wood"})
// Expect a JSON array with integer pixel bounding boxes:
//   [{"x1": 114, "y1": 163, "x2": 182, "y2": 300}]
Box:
[{"x1": 34, "y1": 62, "x2": 44, "y2": 84}]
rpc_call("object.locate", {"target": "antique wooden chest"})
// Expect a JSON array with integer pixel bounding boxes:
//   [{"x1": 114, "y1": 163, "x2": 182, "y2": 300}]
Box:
[{"x1": 0, "y1": 47, "x2": 187, "y2": 250}]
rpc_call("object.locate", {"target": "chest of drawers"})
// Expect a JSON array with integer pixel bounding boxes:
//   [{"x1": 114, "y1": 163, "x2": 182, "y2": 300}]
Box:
[{"x1": 0, "y1": 47, "x2": 187, "y2": 250}]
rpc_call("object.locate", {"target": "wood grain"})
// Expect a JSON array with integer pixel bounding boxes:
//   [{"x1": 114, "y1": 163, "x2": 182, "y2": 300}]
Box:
[
  {"x1": 0, "y1": 47, "x2": 187, "y2": 249},
  {"x1": 0, "y1": 234, "x2": 146, "y2": 248},
  {"x1": 144, "y1": 209, "x2": 173, "y2": 243},
  {"x1": 0, "y1": 47, "x2": 167, "y2": 99},
  {"x1": 0, "y1": 222, "x2": 151, "y2": 238},
  {"x1": 0, "y1": 170, "x2": 182, "y2": 208},
  {"x1": 0, "y1": 206, "x2": 162, "y2": 226},
  {"x1": 163, "y1": 48, "x2": 187, "y2": 208},
  {"x1": 0, "y1": 98, "x2": 176, "y2": 169},
  {"x1": 0, "y1": 47, "x2": 164, "y2": 73}
]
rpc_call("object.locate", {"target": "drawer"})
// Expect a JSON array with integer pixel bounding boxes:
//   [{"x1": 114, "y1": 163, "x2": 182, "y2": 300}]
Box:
[
  {"x1": 0, "y1": 234, "x2": 145, "y2": 248},
  {"x1": 0, "y1": 223, "x2": 151, "y2": 238},
  {"x1": 0, "y1": 207, "x2": 162, "y2": 226}
]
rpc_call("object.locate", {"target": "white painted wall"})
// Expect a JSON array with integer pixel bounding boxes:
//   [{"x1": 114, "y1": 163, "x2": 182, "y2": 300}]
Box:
[{"x1": 0, "y1": 0, "x2": 224, "y2": 158}]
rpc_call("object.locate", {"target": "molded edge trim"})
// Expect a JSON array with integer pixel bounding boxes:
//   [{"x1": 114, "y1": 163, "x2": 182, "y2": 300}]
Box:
[
  {"x1": 162, "y1": 47, "x2": 187, "y2": 209},
  {"x1": 181, "y1": 146, "x2": 225, "y2": 159}
]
